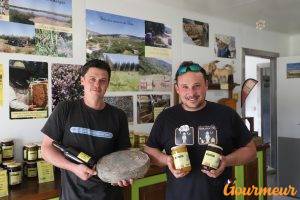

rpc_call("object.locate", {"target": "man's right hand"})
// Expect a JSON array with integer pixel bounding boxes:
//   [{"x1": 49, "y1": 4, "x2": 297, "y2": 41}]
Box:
[
  {"x1": 166, "y1": 155, "x2": 189, "y2": 178},
  {"x1": 73, "y1": 164, "x2": 97, "y2": 181}
]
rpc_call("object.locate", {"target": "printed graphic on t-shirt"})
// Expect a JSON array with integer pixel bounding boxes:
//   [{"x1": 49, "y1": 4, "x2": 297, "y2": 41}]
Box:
[
  {"x1": 175, "y1": 125, "x2": 194, "y2": 145},
  {"x1": 198, "y1": 125, "x2": 218, "y2": 145},
  {"x1": 70, "y1": 127, "x2": 113, "y2": 138}
]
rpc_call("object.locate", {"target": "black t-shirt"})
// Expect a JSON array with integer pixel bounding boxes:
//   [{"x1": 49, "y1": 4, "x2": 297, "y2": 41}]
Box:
[
  {"x1": 147, "y1": 101, "x2": 252, "y2": 200},
  {"x1": 41, "y1": 99, "x2": 130, "y2": 200}
]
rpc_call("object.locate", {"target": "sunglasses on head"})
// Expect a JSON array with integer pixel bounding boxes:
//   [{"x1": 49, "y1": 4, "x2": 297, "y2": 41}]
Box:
[{"x1": 175, "y1": 63, "x2": 202, "y2": 77}]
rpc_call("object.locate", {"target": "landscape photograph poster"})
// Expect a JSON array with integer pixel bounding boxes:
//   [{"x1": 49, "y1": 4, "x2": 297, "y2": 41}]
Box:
[
  {"x1": 9, "y1": 60, "x2": 48, "y2": 119},
  {"x1": 86, "y1": 10, "x2": 145, "y2": 60},
  {"x1": 51, "y1": 63, "x2": 82, "y2": 109},
  {"x1": 0, "y1": 0, "x2": 73, "y2": 57},
  {"x1": 144, "y1": 20, "x2": 172, "y2": 59},
  {"x1": 0, "y1": 64, "x2": 3, "y2": 107},
  {"x1": 183, "y1": 18, "x2": 209, "y2": 47},
  {"x1": 137, "y1": 94, "x2": 170, "y2": 124},
  {"x1": 104, "y1": 96, "x2": 133, "y2": 124},
  {"x1": 214, "y1": 34, "x2": 236, "y2": 59},
  {"x1": 287, "y1": 63, "x2": 300, "y2": 78}
]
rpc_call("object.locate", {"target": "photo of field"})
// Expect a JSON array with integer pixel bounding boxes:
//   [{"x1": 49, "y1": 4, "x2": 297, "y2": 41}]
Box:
[
  {"x1": 86, "y1": 10, "x2": 145, "y2": 60},
  {"x1": 287, "y1": 63, "x2": 300, "y2": 78},
  {"x1": 0, "y1": 21, "x2": 35, "y2": 54},
  {"x1": 9, "y1": 0, "x2": 72, "y2": 30},
  {"x1": 0, "y1": 0, "x2": 9, "y2": 20},
  {"x1": 102, "y1": 53, "x2": 140, "y2": 91},
  {"x1": 104, "y1": 96, "x2": 133, "y2": 124},
  {"x1": 35, "y1": 28, "x2": 72, "y2": 57},
  {"x1": 139, "y1": 57, "x2": 172, "y2": 91},
  {"x1": 145, "y1": 20, "x2": 172, "y2": 49},
  {"x1": 137, "y1": 94, "x2": 170, "y2": 124},
  {"x1": 51, "y1": 64, "x2": 83, "y2": 109},
  {"x1": 183, "y1": 18, "x2": 209, "y2": 47}
]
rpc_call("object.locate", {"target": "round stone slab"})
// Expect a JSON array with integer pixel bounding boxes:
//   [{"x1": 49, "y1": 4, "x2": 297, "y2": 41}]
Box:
[{"x1": 97, "y1": 149, "x2": 150, "y2": 183}]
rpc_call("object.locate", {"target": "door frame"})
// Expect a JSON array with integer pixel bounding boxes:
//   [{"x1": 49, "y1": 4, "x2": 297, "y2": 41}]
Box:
[{"x1": 242, "y1": 48, "x2": 279, "y2": 170}]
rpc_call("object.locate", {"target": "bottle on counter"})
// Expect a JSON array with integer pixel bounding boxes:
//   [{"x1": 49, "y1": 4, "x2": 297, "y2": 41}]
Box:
[
  {"x1": 1, "y1": 139, "x2": 14, "y2": 161},
  {"x1": 52, "y1": 141, "x2": 96, "y2": 168}
]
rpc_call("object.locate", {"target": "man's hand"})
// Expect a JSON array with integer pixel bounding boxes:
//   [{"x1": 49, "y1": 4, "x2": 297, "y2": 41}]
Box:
[
  {"x1": 112, "y1": 179, "x2": 133, "y2": 187},
  {"x1": 166, "y1": 155, "x2": 190, "y2": 178},
  {"x1": 73, "y1": 164, "x2": 97, "y2": 181},
  {"x1": 201, "y1": 155, "x2": 227, "y2": 178}
]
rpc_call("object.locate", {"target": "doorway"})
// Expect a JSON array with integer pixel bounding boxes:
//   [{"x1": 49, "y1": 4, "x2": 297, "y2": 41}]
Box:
[{"x1": 242, "y1": 48, "x2": 279, "y2": 172}]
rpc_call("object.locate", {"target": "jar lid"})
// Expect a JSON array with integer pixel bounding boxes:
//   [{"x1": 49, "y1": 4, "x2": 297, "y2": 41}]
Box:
[
  {"x1": 25, "y1": 161, "x2": 37, "y2": 165},
  {"x1": 1, "y1": 139, "x2": 14, "y2": 143},
  {"x1": 171, "y1": 145, "x2": 187, "y2": 151},
  {"x1": 7, "y1": 162, "x2": 22, "y2": 168},
  {"x1": 2, "y1": 160, "x2": 15, "y2": 166},
  {"x1": 207, "y1": 144, "x2": 223, "y2": 151},
  {"x1": 34, "y1": 142, "x2": 42, "y2": 147},
  {"x1": 24, "y1": 143, "x2": 37, "y2": 148}
]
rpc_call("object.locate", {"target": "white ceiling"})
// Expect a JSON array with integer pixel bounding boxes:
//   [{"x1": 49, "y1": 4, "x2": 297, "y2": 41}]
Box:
[{"x1": 151, "y1": 0, "x2": 300, "y2": 35}]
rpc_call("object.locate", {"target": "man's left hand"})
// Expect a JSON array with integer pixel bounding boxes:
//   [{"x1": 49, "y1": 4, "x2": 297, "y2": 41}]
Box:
[{"x1": 201, "y1": 155, "x2": 227, "y2": 178}]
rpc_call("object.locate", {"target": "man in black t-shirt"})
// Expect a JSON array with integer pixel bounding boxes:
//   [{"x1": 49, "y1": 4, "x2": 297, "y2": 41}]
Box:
[
  {"x1": 144, "y1": 61, "x2": 257, "y2": 200},
  {"x1": 41, "y1": 59, "x2": 131, "y2": 200}
]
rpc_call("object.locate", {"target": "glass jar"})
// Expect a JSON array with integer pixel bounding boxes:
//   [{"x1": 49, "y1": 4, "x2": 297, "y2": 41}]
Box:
[
  {"x1": 7, "y1": 162, "x2": 22, "y2": 187},
  {"x1": 24, "y1": 161, "x2": 37, "y2": 178},
  {"x1": 1, "y1": 140, "x2": 14, "y2": 161},
  {"x1": 1, "y1": 160, "x2": 15, "y2": 169},
  {"x1": 23, "y1": 143, "x2": 38, "y2": 161},
  {"x1": 35, "y1": 142, "x2": 42, "y2": 160},
  {"x1": 201, "y1": 144, "x2": 223, "y2": 171},
  {"x1": 171, "y1": 145, "x2": 191, "y2": 173}
]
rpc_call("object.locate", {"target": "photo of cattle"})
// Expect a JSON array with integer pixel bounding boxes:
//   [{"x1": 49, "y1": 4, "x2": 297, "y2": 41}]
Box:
[
  {"x1": 9, "y1": 0, "x2": 72, "y2": 30},
  {"x1": 86, "y1": 10, "x2": 145, "y2": 60},
  {"x1": 145, "y1": 20, "x2": 172, "y2": 49},
  {"x1": 0, "y1": 21, "x2": 35, "y2": 54},
  {"x1": 139, "y1": 57, "x2": 172, "y2": 91},
  {"x1": 183, "y1": 18, "x2": 209, "y2": 47},
  {"x1": 137, "y1": 94, "x2": 170, "y2": 124},
  {"x1": 104, "y1": 96, "x2": 133, "y2": 124}
]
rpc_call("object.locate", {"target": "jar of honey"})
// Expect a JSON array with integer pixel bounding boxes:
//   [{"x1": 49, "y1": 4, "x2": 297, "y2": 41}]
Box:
[
  {"x1": 23, "y1": 143, "x2": 38, "y2": 161},
  {"x1": 171, "y1": 145, "x2": 191, "y2": 173},
  {"x1": 24, "y1": 161, "x2": 37, "y2": 178},
  {"x1": 201, "y1": 144, "x2": 223, "y2": 171},
  {"x1": 35, "y1": 142, "x2": 42, "y2": 160},
  {"x1": 7, "y1": 162, "x2": 22, "y2": 187},
  {"x1": 1, "y1": 140, "x2": 14, "y2": 161}
]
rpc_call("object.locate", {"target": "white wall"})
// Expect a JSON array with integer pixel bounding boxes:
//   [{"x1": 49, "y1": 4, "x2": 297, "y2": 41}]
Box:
[
  {"x1": 277, "y1": 56, "x2": 300, "y2": 138},
  {"x1": 289, "y1": 34, "x2": 300, "y2": 56},
  {"x1": 0, "y1": 0, "x2": 290, "y2": 161}
]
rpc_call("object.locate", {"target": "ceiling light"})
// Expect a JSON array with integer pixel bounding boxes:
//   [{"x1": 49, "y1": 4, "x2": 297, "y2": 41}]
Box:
[{"x1": 256, "y1": 19, "x2": 266, "y2": 30}]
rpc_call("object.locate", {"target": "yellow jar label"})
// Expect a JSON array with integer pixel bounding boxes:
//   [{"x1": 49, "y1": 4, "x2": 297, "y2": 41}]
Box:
[
  {"x1": 28, "y1": 150, "x2": 37, "y2": 161},
  {"x1": 37, "y1": 160, "x2": 54, "y2": 183},
  {"x1": 0, "y1": 169, "x2": 8, "y2": 197},
  {"x1": 173, "y1": 152, "x2": 191, "y2": 169},
  {"x1": 139, "y1": 137, "x2": 146, "y2": 144},
  {"x1": 2, "y1": 146, "x2": 13, "y2": 159},
  {"x1": 38, "y1": 149, "x2": 42, "y2": 159},
  {"x1": 202, "y1": 150, "x2": 221, "y2": 169},
  {"x1": 9, "y1": 171, "x2": 22, "y2": 185},
  {"x1": 77, "y1": 152, "x2": 91, "y2": 163},
  {"x1": 27, "y1": 168, "x2": 37, "y2": 177}
]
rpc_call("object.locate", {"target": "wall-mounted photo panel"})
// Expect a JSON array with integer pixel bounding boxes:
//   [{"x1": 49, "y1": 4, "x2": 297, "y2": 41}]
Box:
[
  {"x1": 86, "y1": 10, "x2": 145, "y2": 60},
  {"x1": 214, "y1": 34, "x2": 236, "y2": 59},
  {"x1": 183, "y1": 18, "x2": 209, "y2": 47},
  {"x1": 9, "y1": 60, "x2": 48, "y2": 119},
  {"x1": 287, "y1": 63, "x2": 300, "y2": 78},
  {"x1": 8, "y1": 0, "x2": 72, "y2": 32},
  {"x1": 137, "y1": 94, "x2": 170, "y2": 124},
  {"x1": 51, "y1": 63, "x2": 82, "y2": 109},
  {"x1": 104, "y1": 96, "x2": 133, "y2": 124},
  {"x1": 0, "y1": 21, "x2": 35, "y2": 54},
  {"x1": 0, "y1": 64, "x2": 3, "y2": 107},
  {"x1": 138, "y1": 57, "x2": 172, "y2": 91},
  {"x1": 103, "y1": 53, "x2": 140, "y2": 91},
  {"x1": 0, "y1": 0, "x2": 9, "y2": 21}
]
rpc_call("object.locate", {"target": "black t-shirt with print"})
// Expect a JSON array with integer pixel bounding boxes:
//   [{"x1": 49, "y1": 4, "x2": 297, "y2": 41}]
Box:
[
  {"x1": 147, "y1": 101, "x2": 253, "y2": 200},
  {"x1": 41, "y1": 99, "x2": 130, "y2": 200}
]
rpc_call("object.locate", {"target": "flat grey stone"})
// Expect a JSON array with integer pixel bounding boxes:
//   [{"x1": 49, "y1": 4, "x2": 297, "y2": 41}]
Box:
[{"x1": 96, "y1": 149, "x2": 150, "y2": 184}]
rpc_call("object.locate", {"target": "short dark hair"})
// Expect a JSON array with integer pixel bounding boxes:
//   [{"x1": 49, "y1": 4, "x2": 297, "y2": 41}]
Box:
[
  {"x1": 175, "y1": 61, "x2": 208, "y2": 81},
  {"x1": 81, "y1": 59, "x2": 111, "y2": 80}
]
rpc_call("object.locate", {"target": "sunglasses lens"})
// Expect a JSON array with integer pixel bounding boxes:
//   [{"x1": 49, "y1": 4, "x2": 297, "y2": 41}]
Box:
[
  {"x1": 189, "y1": 64, "x2": 201, "y2": 71},
  {"x1": 177, "y1": 65, "x2": 188, "y2": 75}
]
